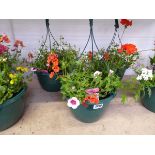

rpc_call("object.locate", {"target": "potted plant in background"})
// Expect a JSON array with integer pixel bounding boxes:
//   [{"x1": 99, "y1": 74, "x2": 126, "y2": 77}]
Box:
[
  {"x1": 101, "y1": 19, "x2": 139, "y2": 79},
  {"x1": 0, "y1": 34, "x2": 30, "y2": 131},
  {"x1": 60, "y1": 52, "x2": 121, "y2": 123},
  {"x1": 102, "y1": 43, "x2": 139, "y2": 79},
  {"x1": 135, "y1": 56, "x2": 155, "y2": 112},
  {"x1": 30, "y1": 36, "x2": 79, "y2": 92},
  {"x1": 121, "y1": 54, "x2": 155, "y2": 110}
]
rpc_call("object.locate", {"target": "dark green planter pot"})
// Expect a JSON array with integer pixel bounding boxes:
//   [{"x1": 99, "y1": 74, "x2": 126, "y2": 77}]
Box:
[
  {"x1": 70, "y1": 93, "x2": 115, "y2": 123},
  {"x1": 116, "y1": 67, "x2": 127, "y2": 79},
  {"x1": 36, "y1": 71, "x2": 61, "y2": 92},
  {"x1": 141, "y1": 87, "x2": 155, "y2": 113},
  {"x1": 0, "y1": 87, "x2": 26, "y2": 131}
]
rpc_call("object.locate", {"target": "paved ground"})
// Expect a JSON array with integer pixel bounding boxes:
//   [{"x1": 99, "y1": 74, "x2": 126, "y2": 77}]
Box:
[{"x1": 1, "y1": 75, "x2": 155, "y2": 135}]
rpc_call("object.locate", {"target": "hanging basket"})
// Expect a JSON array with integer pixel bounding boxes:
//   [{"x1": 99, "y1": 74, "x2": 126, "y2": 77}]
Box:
[
  {"x1": 36, "y1": 71, "x2": 61, "y2": 92},
  {"x1": 141, "y1": 87, "x2": 155, "y2": 113},
  {"x1": 0, "y1": 87, "x2": 27, "y2": 131},
  {"x1": 70, "y1": 93, "x2": 115, "y2": 123}
]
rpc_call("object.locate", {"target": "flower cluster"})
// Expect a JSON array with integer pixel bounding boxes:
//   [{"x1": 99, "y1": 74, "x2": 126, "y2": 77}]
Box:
[
  {"x1": 118, "y1": 44, "x2": 137, "y2": 55},
  {"x1": 0, "y1": 34, "x2": 30, "y2": 104},
  {"x1": 47, "y1": 52, "x2": 60, "y2": 78},
  {"x1": 136, "y1": 68, "x2": 153, "y2": 81}
]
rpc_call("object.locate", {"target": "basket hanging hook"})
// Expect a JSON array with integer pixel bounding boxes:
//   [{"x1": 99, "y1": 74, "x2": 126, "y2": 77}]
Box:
[{"x1": 79, "y1": 19, "x2": 99, "y2": 59}]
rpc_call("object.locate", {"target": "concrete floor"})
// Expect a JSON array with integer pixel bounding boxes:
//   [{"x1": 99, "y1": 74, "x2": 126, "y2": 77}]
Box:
[{"x1": 1, "y1": 75, "x2": 155, "y2": 135}]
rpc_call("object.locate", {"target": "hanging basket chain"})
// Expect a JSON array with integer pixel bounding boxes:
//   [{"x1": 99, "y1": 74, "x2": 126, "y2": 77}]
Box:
[
  {"x1": 41, "y1": 19, "x2": 60, "y2": 50},
  {"x1": 79, "y1": 19, "x2": 99, "y2": 59},
  {"x1": 106, "y1": 19, "x2": 121, "y2": 51}
]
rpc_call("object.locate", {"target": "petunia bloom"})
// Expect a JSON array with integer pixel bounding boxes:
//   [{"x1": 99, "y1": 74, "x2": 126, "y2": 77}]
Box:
[{"x1": 67, "y1": 97, "x2": 80, "y2": 109}]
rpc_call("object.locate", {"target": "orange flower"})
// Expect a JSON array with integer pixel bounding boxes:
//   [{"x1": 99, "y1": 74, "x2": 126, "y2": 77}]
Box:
[
  {"x1": 83, "y1": 95, "x2": 99, "y2": 105},
  {"x1": 52, "y1": 65, "x2": 60, "y2": 73},
  {"x1": 2, "y1": 35, "x2": 10, "y2": 43},
  {"x1": 88, "y1": 51, "x2": 93, "y2": 60},
  {"x1": 49, "y1": 72, "x2": 55, "y2": 78},
  {"x1": 120, "y1": 19, "x2": 132, "y2": 27},
  {"x1": 118, "y1": 44, "x2": 137, "y2": 55},
  {"x1": 103, "y1": 52, "x2": 110, "y2": 60},
  {"x1": 47, "y1": 53, "x2": 58, "y2": 64},
  {"x1": 52, "y1": 59, "x2": 59, "y2": 66},
  {"x1": 14, "y1": 40, "x2": 24, "y2": 47}
]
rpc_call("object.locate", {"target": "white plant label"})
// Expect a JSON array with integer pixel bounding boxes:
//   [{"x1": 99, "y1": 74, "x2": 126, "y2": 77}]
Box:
[{"x1": 93, "y1": 104, "x2": 103, "y2": 110}]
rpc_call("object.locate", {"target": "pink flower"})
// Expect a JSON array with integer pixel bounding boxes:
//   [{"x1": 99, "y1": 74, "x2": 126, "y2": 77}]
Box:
[
  {"x1": 0, "y1": 44, "x2": 8, "y2": 55},
  {"x1": 67, "y1": 97, "x2": 80, "y2": 109},
  {"x1": 85, "y1": 88, "x2": 100, "y2": 94}
]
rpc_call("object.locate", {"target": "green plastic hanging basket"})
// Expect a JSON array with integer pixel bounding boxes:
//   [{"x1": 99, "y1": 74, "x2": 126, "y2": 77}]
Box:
[
  {"x1": 36, "y1": 71, "x2": 61, "y2": 92},
  {"x1": 141, "y1": 87, "x2": 155, "y2": 113},
  {"x1": 0, "y1": 87, "x2": 27, "y2": 131},
  {"x1": 70, "y1": 93, "x2": 115, "y2": 123}
]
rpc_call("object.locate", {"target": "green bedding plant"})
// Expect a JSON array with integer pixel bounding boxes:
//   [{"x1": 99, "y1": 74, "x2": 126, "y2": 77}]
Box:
[
  {"x1": 121, "y1": 56, "x2": 155, "y2": 103},
  {"x1": 30, "y1": 36, "x2": 79, "y2": 78},
  {"x1": 60, "y1": 52, "x2": 121, "y2": 109},
  {"x1": 0, "y1": 34, "x2": 30, "y2": 104}
]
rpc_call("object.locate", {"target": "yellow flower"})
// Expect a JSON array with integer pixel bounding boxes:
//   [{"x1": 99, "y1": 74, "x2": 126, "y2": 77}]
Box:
[
  {"x1": 10, "y1": 80, "x2": 14, "y2": 85},
  {"x1": 16, "y1": 66, "x2": 28, "y2": 72},
  {"x1": 9, "y1": 73, "x2": 14, "y2": 79},
  {"x1": 16, "y1": 67, "x2": 21, "y2": 71},
  {"x1": 9, "y1": 73, "x2": 16, "y2": 79}
]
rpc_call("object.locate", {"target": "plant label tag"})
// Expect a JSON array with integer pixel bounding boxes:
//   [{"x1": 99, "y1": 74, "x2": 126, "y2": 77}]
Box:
[{"x1": 93, "y1": 104, "x2": 103, "y2": 110}]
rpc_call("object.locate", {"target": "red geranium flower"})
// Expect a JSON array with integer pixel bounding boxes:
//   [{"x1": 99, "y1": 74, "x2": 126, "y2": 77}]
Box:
[
  {"x1": 118, "y1": 44, "x2": 137, "y2": 55},
  {"x1": 120, "y1": 19, "x2": 132, "y2": 27}
]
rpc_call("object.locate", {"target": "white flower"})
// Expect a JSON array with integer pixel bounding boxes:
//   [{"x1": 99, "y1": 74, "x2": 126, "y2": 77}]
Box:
[
  {"x1": 137, "y1": 68, "x2": 153, "y2": 81},
  {"x1": 109, "y1": 69, "x2": 114, "y2": 75},
  {"x1": 136, "y1": 75, "x2": 142, "y2": 80},
  {"x1": 67, "y1": 97, "x2": 80, "y2": 109},
  {"x1": 94, "y1": 71, "x2": 102, "y2": 77}
]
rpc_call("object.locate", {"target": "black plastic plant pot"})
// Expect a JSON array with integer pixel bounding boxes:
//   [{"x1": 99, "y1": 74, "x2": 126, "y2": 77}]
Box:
[
  {"x1": 0, "y1": 87, "x2": 27, "y2": 131},
  {"x1": 70, "y1": 93, "x2": 115, "y2": 123},
  {"x1": 36, "y1": 71, "x2": 61, "y2": 92},
  {"x1": 141, "y1": 87, "x2": 155, "y2": 113}
]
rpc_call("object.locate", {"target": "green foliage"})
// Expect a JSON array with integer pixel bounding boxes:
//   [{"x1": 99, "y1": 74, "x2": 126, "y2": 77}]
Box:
[
  {"x1": 0, "y1": 37, "x2": 30, "y2": 104},
  {"x1": 31, "y1": 37, "x2": 79, "y2": 75},
  {"x1": 60, "y1": 53, "x2": 121, "y2": 103}
]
